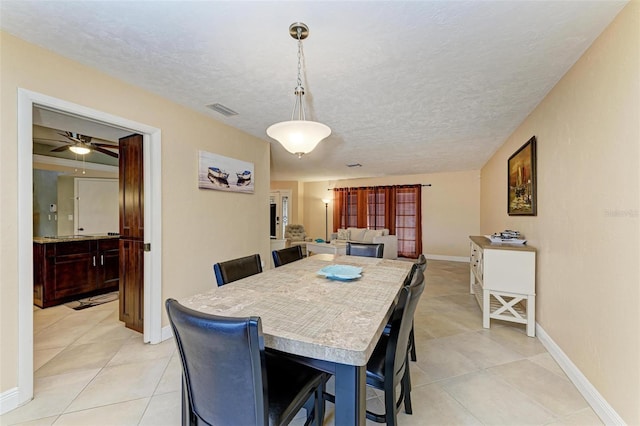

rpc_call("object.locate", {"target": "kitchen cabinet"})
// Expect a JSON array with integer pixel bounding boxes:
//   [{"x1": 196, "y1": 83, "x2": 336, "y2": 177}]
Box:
[
  {"x1": 33, "y1": 237, "x2": 119, "y2": 308},
  {"x1": 469, "y1": 235, "x2": 536, "y2": 337}
]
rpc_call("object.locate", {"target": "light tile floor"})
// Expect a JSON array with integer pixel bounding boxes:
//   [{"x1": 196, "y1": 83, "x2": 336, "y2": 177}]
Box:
[{"x1": 1, "y1": 260, "x2": 603, "y2": 425}]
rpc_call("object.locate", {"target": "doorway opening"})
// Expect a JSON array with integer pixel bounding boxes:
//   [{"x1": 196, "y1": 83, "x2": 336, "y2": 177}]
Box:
[
  {"x1": 16, "y1": 89, "x2": 163, "y2": 408},
  {"x1": 269, "y1": 190, "x2": 291, "y2": 240}
]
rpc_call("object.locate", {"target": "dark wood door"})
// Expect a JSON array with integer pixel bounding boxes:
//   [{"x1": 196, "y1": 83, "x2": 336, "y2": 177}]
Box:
[{"x1": 119, "y1": 134, "x2": 144, "y2": 332}]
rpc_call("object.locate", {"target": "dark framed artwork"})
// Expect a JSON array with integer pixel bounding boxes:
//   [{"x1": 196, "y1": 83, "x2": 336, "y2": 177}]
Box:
[{"x1": 507, "y1": 136, "x2": 537, "y2": 216}]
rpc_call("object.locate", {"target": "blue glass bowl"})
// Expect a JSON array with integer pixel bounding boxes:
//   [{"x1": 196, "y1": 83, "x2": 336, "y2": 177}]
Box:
[{"x1": 318, "y1": 265, "x2": 363, "y2": 281}]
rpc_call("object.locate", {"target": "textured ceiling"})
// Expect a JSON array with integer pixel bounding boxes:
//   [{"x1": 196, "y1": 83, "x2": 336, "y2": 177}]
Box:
[{"x1": 1, "y1": 1, "x2": 627, "y2": 182}]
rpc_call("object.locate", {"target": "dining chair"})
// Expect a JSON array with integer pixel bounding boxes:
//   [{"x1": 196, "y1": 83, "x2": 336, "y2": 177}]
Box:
[
  {"x1": 213, "y1": 253, "x2": 262, "y2": 286},
  {"x1": 166, "y1": 298, "x2": 329, "y2": 426},
  {"x1": 367, "y1": 267, "x2": 425, "y2": 425},
  {"x1": 272, "y1": 245, "x2": 303, "y2": 267},
  {"x1": 324, "y1": 268, "x2": 425, "y2": 425},
  {"x1": 383, "y1": 254, "x2": 427, "y2": 362},
  {"x1": 408, "y1": 254, "x2": 427, "y2": 361},
  {"x1": 346, "y1": 242, "x2": 384, "y2": 258}
]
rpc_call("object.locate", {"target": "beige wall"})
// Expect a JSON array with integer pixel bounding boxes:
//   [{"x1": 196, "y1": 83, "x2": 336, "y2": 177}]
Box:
[
  {"x1": 480, "y1": 3, "x2": 639, "y2": 423},
  {"x1": 301, "y1": 170, "x2": 481, "y2": 258},
  {"x1": 302, "y1": 181, "x2": 334, "y2": 241},
  {"x1": 0, "y1": 32, "x2": 270, "y2": 394}
]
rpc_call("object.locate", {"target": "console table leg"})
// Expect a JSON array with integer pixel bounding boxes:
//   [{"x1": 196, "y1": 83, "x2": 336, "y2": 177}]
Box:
[
  {"x1": 483, "y1": 289, "x2": 491, "y2": 329},
  {"x1": 527, "y1": 294, "x2": 536, "y2": 337}
]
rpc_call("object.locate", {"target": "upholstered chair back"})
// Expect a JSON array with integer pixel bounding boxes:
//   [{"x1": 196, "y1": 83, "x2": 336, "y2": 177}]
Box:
[{"x1": 284, "y1": 224, "x2": 307, "y2": 241}]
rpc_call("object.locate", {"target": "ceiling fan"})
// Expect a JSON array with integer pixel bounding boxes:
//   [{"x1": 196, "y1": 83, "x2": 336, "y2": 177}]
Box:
[{"x1": 37, "y1": 131, "x2": 119, "y2": 158}]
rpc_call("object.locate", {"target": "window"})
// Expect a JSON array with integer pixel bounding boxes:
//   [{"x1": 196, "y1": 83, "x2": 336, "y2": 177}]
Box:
[{"x1": 333, "y1": 185, "x2": 422, "y2": 258}]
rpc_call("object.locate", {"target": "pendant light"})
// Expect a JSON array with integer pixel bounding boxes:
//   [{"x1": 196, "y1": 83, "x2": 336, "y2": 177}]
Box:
[{"x1": 267, "y1": 22, "x2": 331, "y2": 158}]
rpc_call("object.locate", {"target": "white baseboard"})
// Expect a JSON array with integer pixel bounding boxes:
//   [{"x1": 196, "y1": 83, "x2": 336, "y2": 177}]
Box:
[
  {"x1": 0, "y1": 387, "x2": 20, "y2": 415},
  {"x1": 161, "y1": 325, "x2": 173, "y2": 342},
  {"x1": 425, "y1": 254, "x2": 469, "y2": 263},
  {"x1": 535, "y1": 324, "x2": 625, "y2": 425}
]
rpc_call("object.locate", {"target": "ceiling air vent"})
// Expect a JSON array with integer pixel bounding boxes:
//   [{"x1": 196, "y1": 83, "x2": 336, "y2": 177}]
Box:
[
  {"x1": 346, "y1": 163, "x2": 362, "y2": 168},
  {"x1": 206, "y1": 103, "x2": 238, "y2": 117}
]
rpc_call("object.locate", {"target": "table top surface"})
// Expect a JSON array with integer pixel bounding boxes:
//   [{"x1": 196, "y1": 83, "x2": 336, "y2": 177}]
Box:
[{"x1": 181, "y1": 254, "x2": 413, "y2": 366}]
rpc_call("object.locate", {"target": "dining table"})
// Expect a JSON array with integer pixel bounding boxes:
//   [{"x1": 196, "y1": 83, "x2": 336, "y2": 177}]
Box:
[{"x1": 180, "y1": 253, "x2": 414, "y2": 425}]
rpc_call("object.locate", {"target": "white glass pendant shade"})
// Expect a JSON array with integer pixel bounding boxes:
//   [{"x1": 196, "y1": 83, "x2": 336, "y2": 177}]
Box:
[
  {"x1": 267, "y1": 120, "x2": 331, "y2": 157},
  {"x1": 69, "y1": 145, "x2": 91, "y2": 155}
]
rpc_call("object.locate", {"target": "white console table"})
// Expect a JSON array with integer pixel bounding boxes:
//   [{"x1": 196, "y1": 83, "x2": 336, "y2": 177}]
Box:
[{"x1": 469, "y1": 236, "x2": 537, "y2": 337}]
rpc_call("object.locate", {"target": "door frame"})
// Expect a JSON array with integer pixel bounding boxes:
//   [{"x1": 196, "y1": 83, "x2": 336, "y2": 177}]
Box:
[
  {"x1": 270, "y1": 190, "x2": 292, "y2": 240},
  {"x1": 16, "y1": 89, "x2": 163, "y2": 407}
]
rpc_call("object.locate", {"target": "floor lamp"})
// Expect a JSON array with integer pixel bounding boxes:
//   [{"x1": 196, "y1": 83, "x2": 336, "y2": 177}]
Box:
[{"x1": 322, "y1": 198, "x2": 330, "y2": 242}]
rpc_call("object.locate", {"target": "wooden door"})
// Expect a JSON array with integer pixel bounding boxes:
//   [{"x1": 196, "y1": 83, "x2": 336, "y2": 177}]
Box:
[{"x1": 119, "y1": 134, "x2": 144, "y2": 332}]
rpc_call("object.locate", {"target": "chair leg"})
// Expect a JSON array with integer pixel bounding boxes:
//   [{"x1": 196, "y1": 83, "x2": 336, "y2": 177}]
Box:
[
  {"x1": 409, "y1": 322, "x2": 417, "y2": 362},
  {"x1": 384, "y1": 377, "x2": 398, "y2": 426},
  {"x1": 181, "y1": 377, "x2": 193, "y2": 426},
  {"x1": 303, "y1": 397, "x2": 314, "y2": 426},
  {"x1": 401, "y1": 359, "x2": 413, "y2": 415},
  {"x1": 303, "y1": 380, "x2": 326, "y2": 426}
]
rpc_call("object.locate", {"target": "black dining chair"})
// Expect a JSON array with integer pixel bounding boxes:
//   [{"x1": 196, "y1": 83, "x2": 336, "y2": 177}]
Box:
[
  {"x1": 346, "y1": 242, "x2": 384, "y2": 258},
  {"x1": 272, "y1": 246, "x2": 303, "y2": 267},
  {"x1": 213, "y1": 254, "x2": 262, "y2": 286},
  {"x1": 383, "y1": 254, "x2": 427, "y2": 362},
  {"x1": 408, "y1": 254, "x2": 427, "y2": 361},
  {"x1": 367, "y1": 267, "x2": 425, "y2": 425},
  {"x1": 324, "y1": 268, "x2": 425, "y2": 425},
  {"x1": 166, "y1": 298, "x2": 329, "y2": 426}
]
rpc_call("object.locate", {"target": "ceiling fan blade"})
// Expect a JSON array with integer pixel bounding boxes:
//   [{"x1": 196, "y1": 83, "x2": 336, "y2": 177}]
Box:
[
  {"x1": 93, "y1": 143, "x2": 120, "y2": 149},
  {"x1": 93, "y1": 146, "x2": 119, "y2": 158},
  {"x1": 34, "y1": 137, "x2": 68, "y2": 144},
  {"x1": 50, "y1": 145, "x2": 70, "y2": 152}
]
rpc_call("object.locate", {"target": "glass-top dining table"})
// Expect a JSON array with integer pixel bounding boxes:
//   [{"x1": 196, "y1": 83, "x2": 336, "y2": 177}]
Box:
[{"x1": 180, "y1": 253, "x2": 413, "y2": 425}]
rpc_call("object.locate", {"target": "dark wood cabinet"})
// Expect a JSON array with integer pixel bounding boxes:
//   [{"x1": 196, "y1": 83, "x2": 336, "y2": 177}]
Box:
[
  {"x1": 97, "y1": 239, "x2": 120, "y2": 290},
  {"x1": 33, "y1": 238, "x2": 120, "y2": 308}
]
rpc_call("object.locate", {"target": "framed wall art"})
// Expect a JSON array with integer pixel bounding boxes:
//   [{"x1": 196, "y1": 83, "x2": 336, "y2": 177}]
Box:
[
  {"x1": 198, "y1": 150, "x2": 254, "y2": 194},
  {"x1": 507, "y1": 136, "x2": 537, "y2": 216}
]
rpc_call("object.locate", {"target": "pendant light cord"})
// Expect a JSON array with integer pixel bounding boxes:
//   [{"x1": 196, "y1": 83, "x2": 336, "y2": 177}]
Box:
[{"x1": 292, "y1": 27, "x2": 306, "y2": 121}]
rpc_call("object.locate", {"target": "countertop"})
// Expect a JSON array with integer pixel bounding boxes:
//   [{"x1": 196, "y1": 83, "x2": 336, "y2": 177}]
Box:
[{"x1": 33, "y1": 234, "x2": 120, "y2": 244}]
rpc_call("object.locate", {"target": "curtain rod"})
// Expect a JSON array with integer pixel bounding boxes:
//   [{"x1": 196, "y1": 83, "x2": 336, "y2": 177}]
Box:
[{"x1": 327, "y1": 184, "x2": 431, "y2": 190}]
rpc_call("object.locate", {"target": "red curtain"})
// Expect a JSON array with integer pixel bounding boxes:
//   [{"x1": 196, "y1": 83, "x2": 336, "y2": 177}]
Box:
[
  {"x1": 332, "y1": 185, "x2": 422, "y2": 258},
  {"x1": 332, "y1": 188, "x2": 350, "y2": 230}
]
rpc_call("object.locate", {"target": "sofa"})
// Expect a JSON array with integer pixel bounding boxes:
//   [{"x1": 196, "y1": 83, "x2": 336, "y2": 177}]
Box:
[{"x1": 330, "y1": 227, "x2": 398, "y2": 259}]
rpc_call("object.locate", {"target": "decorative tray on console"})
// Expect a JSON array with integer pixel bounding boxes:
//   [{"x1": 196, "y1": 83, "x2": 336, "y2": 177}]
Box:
[{"x1": 317, "y1": 265, "x2": 363, "y2": 281}]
